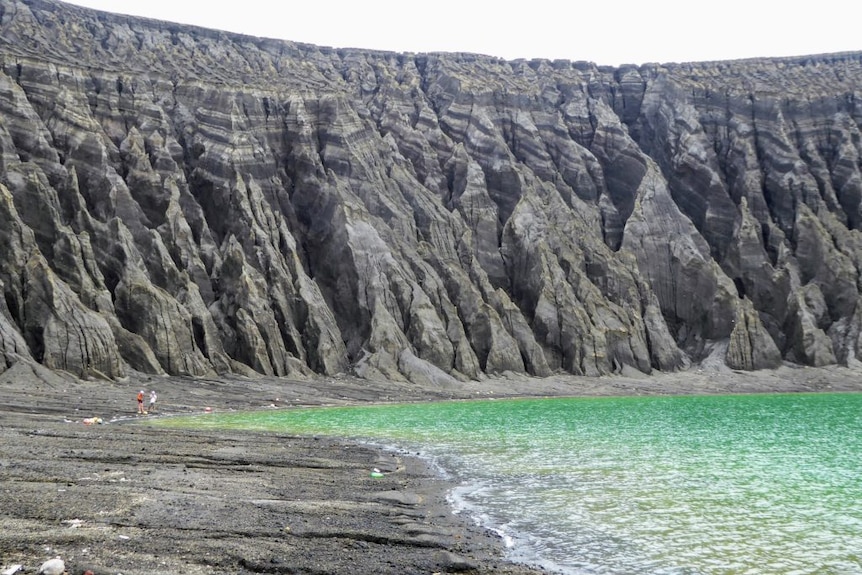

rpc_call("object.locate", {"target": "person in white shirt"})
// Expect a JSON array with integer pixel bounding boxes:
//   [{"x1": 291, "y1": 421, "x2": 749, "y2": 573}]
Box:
[{"x1": 148, "y1": 390, "x2": 158, "y2": 413}]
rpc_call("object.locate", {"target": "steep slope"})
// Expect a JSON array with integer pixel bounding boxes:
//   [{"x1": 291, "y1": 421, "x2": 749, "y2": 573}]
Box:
[{"x1": 0, "y1": 0, "x2": 860, "y2": 382}]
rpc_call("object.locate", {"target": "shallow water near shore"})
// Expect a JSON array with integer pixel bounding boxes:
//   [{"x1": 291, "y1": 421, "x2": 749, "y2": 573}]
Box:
[{"x1": 156, "y1": 392, "x2": 862, "y2": 574}]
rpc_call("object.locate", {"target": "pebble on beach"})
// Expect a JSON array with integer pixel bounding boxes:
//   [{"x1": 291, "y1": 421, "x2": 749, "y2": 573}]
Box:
[{"x1": 36, "y1": 557, "x2": 65, "y2": 575}]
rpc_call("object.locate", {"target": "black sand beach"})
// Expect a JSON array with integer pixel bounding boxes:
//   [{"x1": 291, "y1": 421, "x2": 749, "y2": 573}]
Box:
[{"x1": 2, "y1": 362, "x2": 861, "y2": 574}]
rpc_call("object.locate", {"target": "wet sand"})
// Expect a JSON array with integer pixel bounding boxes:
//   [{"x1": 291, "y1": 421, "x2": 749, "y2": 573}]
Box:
[{"x1": 2, "y1": 361, "x2": 861, "y2": 574}]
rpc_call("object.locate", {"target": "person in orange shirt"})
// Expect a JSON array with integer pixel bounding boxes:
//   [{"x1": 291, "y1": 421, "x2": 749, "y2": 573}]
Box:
[{"x1": 137, "y1": 390, "x2": 145, "y2": 414}]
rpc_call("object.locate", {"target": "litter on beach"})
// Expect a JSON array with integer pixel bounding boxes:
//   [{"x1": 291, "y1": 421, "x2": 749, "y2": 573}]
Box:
[{"x1": 2, "y1": 565, "x2": 23, "y2": 575}]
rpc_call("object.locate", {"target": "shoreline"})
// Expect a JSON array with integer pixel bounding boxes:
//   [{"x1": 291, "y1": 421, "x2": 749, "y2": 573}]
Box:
[{"x1": 3, "y1": 362, "x2": 862, "y2": 574}]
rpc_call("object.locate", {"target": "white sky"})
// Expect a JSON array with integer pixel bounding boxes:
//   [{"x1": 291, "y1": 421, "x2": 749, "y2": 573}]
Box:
[{"x1": 66, "y1": 1, "x2": 858, "y2": 67}]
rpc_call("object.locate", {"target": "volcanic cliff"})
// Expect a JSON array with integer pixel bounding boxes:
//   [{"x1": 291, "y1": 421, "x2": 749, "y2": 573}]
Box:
[{"x1": 0, "y1": 0, "x2": 860, "y2": 384}]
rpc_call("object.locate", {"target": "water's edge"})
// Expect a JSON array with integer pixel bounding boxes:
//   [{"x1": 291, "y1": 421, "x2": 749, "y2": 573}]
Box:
[{"x1": 156, "y1": 393, "x2": 862, "y2": 574}]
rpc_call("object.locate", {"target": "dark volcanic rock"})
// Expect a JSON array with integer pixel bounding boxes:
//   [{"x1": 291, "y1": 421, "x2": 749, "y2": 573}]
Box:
[{"x1": 1, "y1": 0, "x2": 862, "y2": 381}]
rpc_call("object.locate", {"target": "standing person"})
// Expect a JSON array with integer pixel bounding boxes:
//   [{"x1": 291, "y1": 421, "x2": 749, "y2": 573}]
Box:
[
  {"x1": 148, "y1": 390, "x2": 157, "y2": 413},
  {"x1": 137, "y1": 390, "x2": 145, "y2": 414}
]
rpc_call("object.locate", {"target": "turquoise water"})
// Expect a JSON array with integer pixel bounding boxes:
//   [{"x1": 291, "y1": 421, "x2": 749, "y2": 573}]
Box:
[{"x1": 158, "y1": 393, "x2": 862, "y2": 574}]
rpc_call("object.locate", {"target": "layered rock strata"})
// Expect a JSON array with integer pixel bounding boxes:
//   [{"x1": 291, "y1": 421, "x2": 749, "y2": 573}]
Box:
[{"x1": 0, "y1": 0, "x2": 860, "y2": 383}]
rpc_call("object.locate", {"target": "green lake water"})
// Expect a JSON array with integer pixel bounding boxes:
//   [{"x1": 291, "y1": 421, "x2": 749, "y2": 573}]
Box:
[{"x1": 156, "y1": 392, "x2": 862, "y2": 574}]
